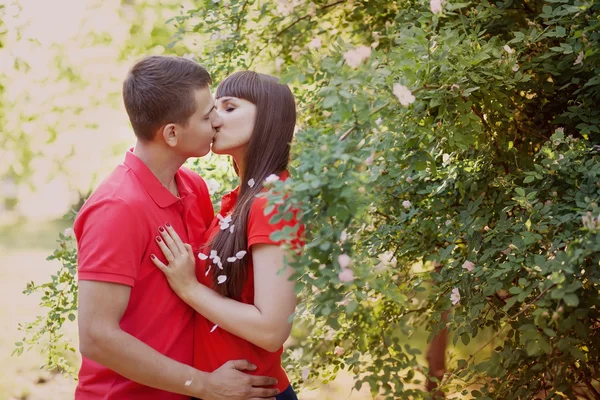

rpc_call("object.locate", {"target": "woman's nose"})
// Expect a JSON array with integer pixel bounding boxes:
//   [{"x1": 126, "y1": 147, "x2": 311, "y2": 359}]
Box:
[{"x1": 211, "y1": 112, "x2": 224, "y2": 129}]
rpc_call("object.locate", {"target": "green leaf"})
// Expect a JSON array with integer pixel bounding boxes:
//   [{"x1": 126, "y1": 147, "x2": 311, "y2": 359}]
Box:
[
  {"x1": 346, "y1": 300, "x2": 358, "y2": 315},
  {"x1": 323, "y1": 96, "x2": 338, "y2": 108},
  {"x1": 526, "y1": 341, "x2": 540, "y2": 356},
  {"x1": 461, "y1": 332, "x2": 470, "y2": 346},
  {"x1": 563, "y1": 293, "x2": 579, "y2": 307}
]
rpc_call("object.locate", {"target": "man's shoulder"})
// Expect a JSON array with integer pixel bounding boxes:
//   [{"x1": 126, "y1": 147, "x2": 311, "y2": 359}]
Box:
[
  {"x1": 77, "y1": 165, "x2": 146, "y2": 218},
  {"x1": 179, "y1": 166, "x2": 210, "y2": 194},
  {"x1": 179, "y1": 166, "x2": 205, "y2": 183}
]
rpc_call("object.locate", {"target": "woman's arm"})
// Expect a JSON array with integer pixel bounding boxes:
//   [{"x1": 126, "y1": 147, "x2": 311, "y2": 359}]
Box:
[{"x1": 151, "y1": 224, "x2": 296, "y2": 352}]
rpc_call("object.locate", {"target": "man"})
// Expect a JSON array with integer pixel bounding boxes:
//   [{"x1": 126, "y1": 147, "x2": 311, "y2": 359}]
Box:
[{"x1": 74, "y1": 56, "x2": 280, "y2": 400}]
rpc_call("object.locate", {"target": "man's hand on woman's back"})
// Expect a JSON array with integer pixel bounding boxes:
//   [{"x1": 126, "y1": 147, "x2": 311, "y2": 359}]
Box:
[{"x1": 201, "y1": 359, "x2": 279, "y2": 400}]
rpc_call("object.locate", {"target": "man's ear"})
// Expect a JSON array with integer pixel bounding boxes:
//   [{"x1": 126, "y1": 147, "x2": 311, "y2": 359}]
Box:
[{"x1": 161, "y1": 123, "x2": 178, "y2": 147}]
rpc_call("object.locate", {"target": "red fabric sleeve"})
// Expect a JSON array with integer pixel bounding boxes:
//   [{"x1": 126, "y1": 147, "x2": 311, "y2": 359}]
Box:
[
  {"x1": 247, "y1": 197, "x2": 302, "y2": 248},
  {"x1": 74, "y1": 197, "x2": 146, "y2": 287}
]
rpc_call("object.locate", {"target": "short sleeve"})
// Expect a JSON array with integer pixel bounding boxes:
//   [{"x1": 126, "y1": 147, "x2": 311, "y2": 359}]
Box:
[
  {"x1": 74, "y1": 197, "x2": 146, "y2": 287},
  {"x1": 247, "y1": 197, "x2": 303, "y2": 249}
]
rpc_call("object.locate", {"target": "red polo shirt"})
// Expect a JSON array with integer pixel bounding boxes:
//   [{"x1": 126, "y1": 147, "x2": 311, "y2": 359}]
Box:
[
  {"x1": 74, "y1": 150, "x2": 214, "y2": 400},
  {"x1": 193, "y1": 171, "x2": 303, "y2": 393}
]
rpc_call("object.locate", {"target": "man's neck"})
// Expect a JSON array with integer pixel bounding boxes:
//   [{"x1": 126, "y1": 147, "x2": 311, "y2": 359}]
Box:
[{"x1": 133, "y1": 141, "x2": 185, "y2": 192}]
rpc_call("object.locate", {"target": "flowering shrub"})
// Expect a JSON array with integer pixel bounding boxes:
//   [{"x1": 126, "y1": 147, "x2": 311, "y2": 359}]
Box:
[{"x1": 20, "y1": 0, "x2": 600, "y2": 398}]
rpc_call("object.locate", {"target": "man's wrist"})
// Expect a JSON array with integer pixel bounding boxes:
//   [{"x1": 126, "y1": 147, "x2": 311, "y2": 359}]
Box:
[{"x1": 187, "y1": 369, "x2": 209, "y2": 398}]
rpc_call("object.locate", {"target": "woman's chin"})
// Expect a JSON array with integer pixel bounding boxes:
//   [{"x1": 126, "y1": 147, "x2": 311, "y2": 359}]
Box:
[{"x1": 210, "y1": 142, "x2": 229, "y2": 155}]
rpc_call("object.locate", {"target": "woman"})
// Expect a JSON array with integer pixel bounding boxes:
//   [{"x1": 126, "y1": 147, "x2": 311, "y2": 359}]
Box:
[{"x1": 150, "y1": 71, "x2": 302, "y2": 400}]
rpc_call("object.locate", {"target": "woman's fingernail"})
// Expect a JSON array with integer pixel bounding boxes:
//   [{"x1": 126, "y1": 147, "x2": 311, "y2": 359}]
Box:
[
  {"x1": 156, "y1": 236, "x2": 162, "y2": 242},
  {"x1": 151, "y1": 254, "x2": 156, "y2": 259},
  {"x1": 158, "y1": 226, "x2": 165, "y2": 233},
  {"x1": 165, "y1": 222, "x2": 171, "y2": 228}
]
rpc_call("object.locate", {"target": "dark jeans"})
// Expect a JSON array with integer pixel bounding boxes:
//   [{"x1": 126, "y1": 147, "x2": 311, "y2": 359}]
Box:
[
  {"x1": 193, "y1": 385, "x2": 298, "y2": 400},
  {"x1": 276, "y1": 385, "x2": 298, "y2": 400}
]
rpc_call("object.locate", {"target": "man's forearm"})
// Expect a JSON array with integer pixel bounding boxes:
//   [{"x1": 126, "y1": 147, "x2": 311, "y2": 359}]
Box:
[{"x1": 82, "y1": 327, "x2": 207, "y2": 397}]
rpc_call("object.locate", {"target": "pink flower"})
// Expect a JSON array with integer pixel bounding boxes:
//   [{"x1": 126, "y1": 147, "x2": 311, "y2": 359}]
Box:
[
  {"x1": 343, "y1": 46, "x2": 372, "y2": 68},
  {"x1": 275, "y1": 58, "x2": 284, "y2": 72},
  {"x1": 340, "y1": 230, "x2": 348, "y2": 242},
  {"x1": 574, "y1": 51, "x2": 583, "y2": 66},
  {"x1": 450, "y1": 287, "x2": 461, "y2": 305},
  {"x1": 512, "y1": 64, "x2": 519, "y2": 72},
  {"x1": 405, "y1": 176, "x2": 413, "y2": 183},
  {"x1": 430, "y1": 0, "x2": 443, "y2": 13},
  {"x1": 503, "y1": 45, "x2": 514, "y2": 54},
  {"x1": 365, "y1": 152, "x2": 374, "y2": 165},
  {"x1": 63, "y1": 228, "x2": 74, "y2": 238},
  {"x1": 309, "y1": 37, "x2": 322, "y2": 49},
  {"x1": 301, "y1": 368, "x2": 310, "y2": 380},
  {"x1": 402, "y1": 200, "x2": 411, "y2": 209},
  {"x1": 393, "y1": 84, "x2": 416, "y2": 107},
  {"x1": 338, "y1": 254, "x2": 352, "y2": 268},
  {"x1": 334, "y1": 346, "x2": 344, "y2": 356},
  {"x1": 462, "y1": 260, "x2": 475, "y2": 272},
  {"x1": 338, "y1": 268, "x2": 355, "y2": 283}
]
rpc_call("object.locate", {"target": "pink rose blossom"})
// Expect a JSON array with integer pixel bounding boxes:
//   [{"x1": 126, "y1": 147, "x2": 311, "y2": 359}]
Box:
[
  {"x1": 462, "y1": 260, "x2": 475, "y2": 272},
  {"x1": 393, "y1": 84, "x2": 416, "y2": 106},
  {"x1": 450, "y1": 287, "x2": 461, "y2": 305},
  {"x1": 343, "y1": 46, "x2": 372, "y2": 68},
  {"x1": 338, "y1": 254, "x2": 352, "y2": 268},
  {"x1": 430, "y1": 0, "x2": 443, "y2": 13},
  {"x1": 338, "y1": 268, "x2": 355, "y2": 283}
]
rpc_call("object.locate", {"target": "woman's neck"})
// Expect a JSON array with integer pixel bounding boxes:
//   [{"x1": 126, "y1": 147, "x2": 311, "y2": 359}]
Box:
[{"x1": 231, "y1": 153, "x2": 246, "y2": 182}]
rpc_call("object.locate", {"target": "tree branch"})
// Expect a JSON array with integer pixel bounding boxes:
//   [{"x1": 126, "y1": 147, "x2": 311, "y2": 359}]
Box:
[
  {"x1": 248, "y1": 0, "x2": 347, "y2": 67},
  {"x1": 339, "y1": 101, "x2": 390, "y2": 141},
  {"x1": 438, "y1": 284, "x2": 555, "y2": 389}
]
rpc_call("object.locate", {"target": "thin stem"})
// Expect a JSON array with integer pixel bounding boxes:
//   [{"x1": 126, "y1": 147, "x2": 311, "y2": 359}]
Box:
[
  {"x1": 339, "y1": 101, "x2": 390, "y2": 141},
  {"x1": 247, "y1": 0, "x2": 347, "y2": 67}
]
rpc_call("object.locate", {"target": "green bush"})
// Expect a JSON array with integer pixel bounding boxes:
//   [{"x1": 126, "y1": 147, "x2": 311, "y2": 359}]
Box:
[{"x1": 20, "y1": 0, "x2": 600, "y2": 398}]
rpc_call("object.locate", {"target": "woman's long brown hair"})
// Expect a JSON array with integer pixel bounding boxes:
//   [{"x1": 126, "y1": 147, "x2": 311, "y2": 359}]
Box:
[{"x1": 209, "y1": 71, "x2": 296, "y2": 300}]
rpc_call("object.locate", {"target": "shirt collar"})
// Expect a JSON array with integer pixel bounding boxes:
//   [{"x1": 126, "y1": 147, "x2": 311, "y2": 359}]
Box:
[
  {"x1": 124, "y1": 149, "x2": 193, "y2": 208},
  {"x1": 219, "y1": 170, "x2": 290, "y2": 216}
]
